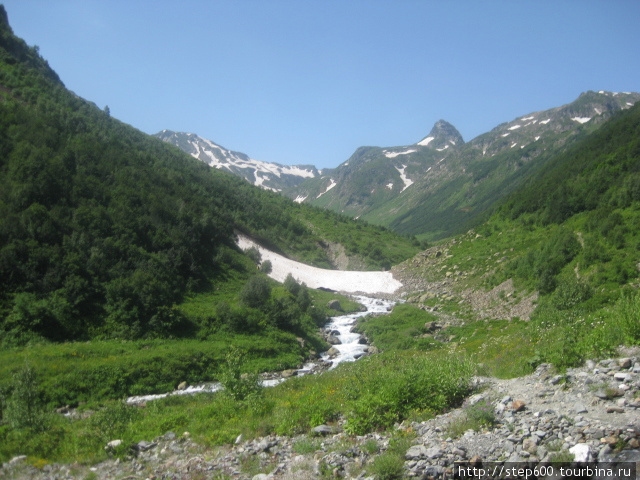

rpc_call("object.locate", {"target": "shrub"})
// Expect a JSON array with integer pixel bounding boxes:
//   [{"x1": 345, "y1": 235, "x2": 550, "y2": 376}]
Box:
[
  {"x1": 218, "y1": 348, "x2": 262, "y2": 401},
  {"x1": 239, "y1": 275, "x2": 272, "y2": 309},
  {"x1": 3, "y1": 364, "x2": 49, "y2": 432},
  {"x1": 260, "y1": 260, "x2": 272, "y2": 274}
]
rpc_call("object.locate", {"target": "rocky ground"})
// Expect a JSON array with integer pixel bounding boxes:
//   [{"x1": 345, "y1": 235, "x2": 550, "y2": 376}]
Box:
[{"x1": 3, "y1": 352, "x2": 639, "y2": 480}]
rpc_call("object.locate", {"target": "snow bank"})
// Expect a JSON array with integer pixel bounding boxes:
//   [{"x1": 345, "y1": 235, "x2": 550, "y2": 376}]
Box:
[{"x1": 237, "y1": 235, "x2": 402, "y2": 294}]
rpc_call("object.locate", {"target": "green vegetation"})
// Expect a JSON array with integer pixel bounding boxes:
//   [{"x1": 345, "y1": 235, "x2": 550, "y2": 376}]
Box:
[
  {"x1": 447, "y1": 398, "x2": 497, "y2": 437},
  {"x1": 0, "y1": 10, "x2": 418, "y2": 347},
  {"x1": 2, "y1": 3, "x2": 640, "y2": 470},
  {"x1": 354, "y1": 303, "x2": 441, "y2": 351},
  {"x1": 0, "y1": 350, "x2": 474, "y2": 464}
]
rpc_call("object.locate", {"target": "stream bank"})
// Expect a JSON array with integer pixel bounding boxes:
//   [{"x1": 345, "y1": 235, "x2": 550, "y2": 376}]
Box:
[{"x1": 126, "y1": 295, "x2": 395, "y2": 405}]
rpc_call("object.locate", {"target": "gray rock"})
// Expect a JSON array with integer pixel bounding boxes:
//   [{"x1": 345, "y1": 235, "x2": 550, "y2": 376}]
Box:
[
  {"x1": 574, "y1": 404, "x2": 588, "y2": 414},
  {"x1": 425, "y1": 446, "x2": 443, "y2": 459},
  {"x1": 312, "y1": 425, "x2": 337, "y2": 435},
  {"x1": 327, "y1": 300, "x2": 343, "y2": 311},
  {"x1": 134, "y1": 440, "x2": 157, "y2": 452},
  {"x1": 406, "y1": 445, "x2": 428, "y2": 459}
]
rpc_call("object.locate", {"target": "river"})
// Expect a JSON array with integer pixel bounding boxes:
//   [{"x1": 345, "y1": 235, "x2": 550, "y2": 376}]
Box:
[{"x1": 126, "y1": 295, "x2": 394, "y2": 404}]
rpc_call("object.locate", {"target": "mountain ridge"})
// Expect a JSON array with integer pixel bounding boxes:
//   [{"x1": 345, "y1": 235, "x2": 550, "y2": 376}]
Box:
[
  {"x1": 285, "y1": 90, "x2": 640, "y2": 240},
  {"x1": 154, "y1": 130, "x2": 319, "y2": 192}
]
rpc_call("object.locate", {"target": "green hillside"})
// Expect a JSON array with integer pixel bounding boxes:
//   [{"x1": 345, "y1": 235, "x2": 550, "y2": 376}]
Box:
[{"x1": 0, "y1": 7, "x2": 417, "y2": 346}]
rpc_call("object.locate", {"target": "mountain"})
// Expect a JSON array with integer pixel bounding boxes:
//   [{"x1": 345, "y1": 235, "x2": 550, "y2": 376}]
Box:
[
  {"x1": 286, "y1": 91, "x2": 640, "y2": 240},
  {"x1": 0, "y1": 6, "x2": 418, "y2": 344},
  {"x1": 154, "y1": 130, "x2": 319, "y2": 192}
]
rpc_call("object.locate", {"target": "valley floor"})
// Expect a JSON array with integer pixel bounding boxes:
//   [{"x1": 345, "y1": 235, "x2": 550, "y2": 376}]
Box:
[{"x1": 4, "y1": 350, "x2": 639, "y2": 479}]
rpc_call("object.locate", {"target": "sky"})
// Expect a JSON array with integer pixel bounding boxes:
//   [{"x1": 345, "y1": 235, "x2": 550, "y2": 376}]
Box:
[{"x1": 3, "y1": 0, "x2": 640, "y2": 169}]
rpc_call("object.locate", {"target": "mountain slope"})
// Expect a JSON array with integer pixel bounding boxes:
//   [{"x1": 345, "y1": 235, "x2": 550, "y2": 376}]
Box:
[
  {"x1": 0, "y1": 7, "x2": 417, "y2": 344},
  {"x1": 287, "y1": 91, "x2": 640, "y2": 240},
  {"x1": 154, "y1": 130, "x2": 319, "y2": 192}
]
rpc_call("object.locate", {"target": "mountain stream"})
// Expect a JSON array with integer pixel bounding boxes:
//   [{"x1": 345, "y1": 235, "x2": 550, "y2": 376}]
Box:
[{"x1": 126, "y1": 295, "x2": 395, "y2": 404}]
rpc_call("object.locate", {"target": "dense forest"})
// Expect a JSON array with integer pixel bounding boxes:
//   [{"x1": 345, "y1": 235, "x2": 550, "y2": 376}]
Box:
[
  {"x1": 0, "y1": 7, "x2": 417, "y2": 345},
  {"x1": 491, "y1": 103, "x2": 640, "y2": 300}
]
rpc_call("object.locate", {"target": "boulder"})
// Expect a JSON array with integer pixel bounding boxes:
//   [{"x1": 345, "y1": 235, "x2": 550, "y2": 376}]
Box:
[
  {"x1": 569, "y1": 443, "x2": 591, "y2": 462},
  {"x1": 312, "y1": 424, "x2": 338, "y2": 435},
  {"x1": 405, "y1": 445, "x2": 428, "y2": 459},
  {"x1": 105, "y1": 439, "x2": 123, "y2": 450},
  {"x1": 327, "y1": 300, "x2": 343, "y2": 311}
]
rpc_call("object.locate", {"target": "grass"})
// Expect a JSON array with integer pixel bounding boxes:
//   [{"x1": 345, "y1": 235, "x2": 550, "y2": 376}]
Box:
[
  {"x1": 447, "y1": 398, "x2": 497, "y2": 437},
  {"x1": 354, "y1": 303, "x2": 442, "y2": 352},
  {"x1": 0, "y1": 349, "x2": 474, "y2": 464}
]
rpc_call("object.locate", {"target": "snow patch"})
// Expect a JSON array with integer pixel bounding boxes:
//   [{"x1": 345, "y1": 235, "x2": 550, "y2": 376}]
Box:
[
  {"x1": 508, "y1": 124, "x2": 522, "y2": 130},
  {"x1": 384, "y1": 148, "x2": 417, "y2": 158},
  {"x1": 417, "y1": 136, "x2": 434, "y2": 146},
  {"x1": 572, "y1": 117, "x2": 591, "y2": 124},
  {"x1": 386, "y1": 183, "x2": 394, "y2": 190},
  {"x1": 294, "y1": 195, "x2": 307, "y2": 204},
  {"x1": 436, "y1": 145, "x2": 449, "y2": 152},
  {"x1": 237, "y1": 235, "x2": 402, "y2": 294},
  {"x1": 535, "y1": 136, "x2": 540, "y2": 141},
  {"x1": 316, "y1": 179, "x2": 337, "y2": 199},
  {"x1": 520, "y1": 116, "x2": 535, "y2": 121},
  {"x1": 501, "y1": 133, "x2": 510, "y2": 138},
  {"x1": 539, "y1": 119, "x2": 551, "y2": 125},
  {"x1": 395, "y1": 165, "x2": 414, "y2": 192},
  {"x1": 594, "y1": 107, "x2": 602, "y2": 115}
]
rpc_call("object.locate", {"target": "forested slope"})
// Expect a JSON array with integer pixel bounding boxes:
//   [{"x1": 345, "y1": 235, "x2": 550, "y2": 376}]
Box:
[{"x1": 0, "y1": 7, "x2": 417, "y2": 344}]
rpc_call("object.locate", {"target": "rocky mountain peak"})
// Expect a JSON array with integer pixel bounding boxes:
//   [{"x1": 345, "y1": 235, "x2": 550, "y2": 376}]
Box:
[{"x1": 416, "y1": 119, "x2": 464, "y2": 150}]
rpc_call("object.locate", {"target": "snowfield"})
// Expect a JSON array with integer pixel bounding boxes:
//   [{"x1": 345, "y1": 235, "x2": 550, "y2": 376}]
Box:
[{"x1": 237, "y1": 235, "x2": 403, "y2": 294}]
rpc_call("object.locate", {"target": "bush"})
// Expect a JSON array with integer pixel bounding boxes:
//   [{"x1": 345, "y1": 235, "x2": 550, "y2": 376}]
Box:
[
  {"x1": 239, "y1": 275, "x2": 272, "y2": 309},
  {"x1": 3, "y1": 364, "x2": 49, "y2": 432},
  {"x1": 218, "y1": 348, "x2": 262, "y2": 401},
  {"x1": 260, "y1": 260, "x2": 272, "y2": 274}
]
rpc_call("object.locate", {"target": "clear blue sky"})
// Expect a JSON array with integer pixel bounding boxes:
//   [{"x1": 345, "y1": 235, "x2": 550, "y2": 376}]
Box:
[{"x1": 3, "y1": 1, "x2": 640, "y2": 168}]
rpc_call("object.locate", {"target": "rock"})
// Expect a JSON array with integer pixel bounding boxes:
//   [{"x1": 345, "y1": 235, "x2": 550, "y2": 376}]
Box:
[
  {"x1": 312, "y1": 425, "x2": 337, "y2": 435},
  {"x1": 522, "y1": 437, "x2": 538, "y2": 454},
  {"x1": 606, "y1": 406, "x2": 625, "y2": 413},
  {"x1": 549, "y1": 375, "x2": 564, "y2": 385},
  {"x1": 327, "y1": 300, "x2": 343, "y2": 311},
  {"x1": 574, "y1": 404, "x2": 588, "y2": 414},
  {"x1": 177, "y1": 381, "x2": 188, "y2": 390},
  {"x1": 326, "y1": 335, "x2": 342, "y2": 345},
  {"x1": 281, "y1": 369, "x2": 297, "y2": 378},
  {"x1": 105, "y1": 439, "x2": 123, "y2": 450},
  {"x1": 255, "y1": 438, "x2": 275, "y2": 452},
  {"x1": 235, "y1": 434, "x2": 243, "y2": 444},
  {"x1": 569, "y1": 443, "x2": 591, "y2": 462},
  {"x1": 252, "y1": 474, "x2": 269, "y2": 480},
  {"x1": 9, "y1": 455, "x2": 27, "y2": 465},
  {"x1": 619, "y1": 358, "x2": 632, "y2": 369},
  {"x1": 134, "y1": 440, "x2": 157, "y2": 452},
  {"x1": 511, "y1": 400, "x2": 526, "y2": 412},
  {"x1": 406, "y1": 445, "x2": 428, "y2": 459},
  {"x1": 327, "y1": 347, "x2": 340, "y2": 358}
]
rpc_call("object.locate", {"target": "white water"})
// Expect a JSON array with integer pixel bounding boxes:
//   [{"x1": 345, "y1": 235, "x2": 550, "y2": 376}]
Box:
[{"x1": 126, "y1": 295, "x2": 394, "y2": 404}]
